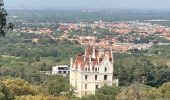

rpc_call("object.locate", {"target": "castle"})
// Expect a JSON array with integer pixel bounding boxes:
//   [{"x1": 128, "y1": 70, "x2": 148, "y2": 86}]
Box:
[{"x1": 70, "y1": 46, "x2": 118, "y2": 97}]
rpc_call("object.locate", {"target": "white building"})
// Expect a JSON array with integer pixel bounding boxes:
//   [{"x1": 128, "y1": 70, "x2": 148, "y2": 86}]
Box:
[
  {"x1": 52, "y1": 65, "x2": 69, "y2": 75},
  {"x1": 70, "y1": 47, "x2": 118, "y2": 97}
]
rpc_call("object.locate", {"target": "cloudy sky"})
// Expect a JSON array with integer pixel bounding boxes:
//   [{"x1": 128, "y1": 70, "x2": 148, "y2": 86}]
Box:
[{"x1": 5, "y1": 0, "x2": 170, "y2": 9}]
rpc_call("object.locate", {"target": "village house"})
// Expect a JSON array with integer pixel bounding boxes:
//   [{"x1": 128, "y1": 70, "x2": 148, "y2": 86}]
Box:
[{"x1": 52, "y1": 65, "x2": 69, "y2": 76}]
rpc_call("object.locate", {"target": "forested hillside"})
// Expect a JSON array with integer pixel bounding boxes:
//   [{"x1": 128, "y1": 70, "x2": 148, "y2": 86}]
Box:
[{"x1": 0, "y1": 32, "x2": 170, "y2": 99}]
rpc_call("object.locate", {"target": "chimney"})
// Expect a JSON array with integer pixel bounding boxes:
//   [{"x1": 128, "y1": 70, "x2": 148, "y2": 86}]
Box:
[
  {"x1": 97, "y1": 56, "x2": 100, "y2": 64},
  {"x1": 92, "y1": 46, "x2": 95, "y2": 59},
  {"x1": 89, "y1": 55, "x2": 92, "y2": 69},
  {"x1": 89, "y1": 55, "x2": 92, "y2": 63},
  {"x1": 85, "y1": 47, "x2": 87, "y2": 56},
  {"x1": 70, "y1": 58, "x2": 73, "y2": 69},
  {"x1": 84, "y1": 56, "x2": 86, "y2": 62},
  {"x1": 110, "y1": 47, "x2": 114, "y2": 63}
]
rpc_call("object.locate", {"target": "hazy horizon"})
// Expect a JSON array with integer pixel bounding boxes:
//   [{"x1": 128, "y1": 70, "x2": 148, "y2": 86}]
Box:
[{"x1": 5, "y1": 0, "x2": 170, "y2": 10}]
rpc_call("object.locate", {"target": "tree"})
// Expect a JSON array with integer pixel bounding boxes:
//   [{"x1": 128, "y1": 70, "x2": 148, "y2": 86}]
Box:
[
  {"x1": 34, "y1": 55, "x2": 40, "y2": 62},
  {"x1": 44, "y1": 76, "x2": 70, "y2": 96},
  {"x1": 159, "y1": 82, "x2": 170, "y2": 98},
  {"x1": 96, "y1": 85, "x2": 121, "y2": 100},
  {"x1": 0, "y1": 0, "x2": 13, "y2": 36},
  {"x1": 2, "y1": 78, "x2": 44, "y2": 96},
  {"x1": 145, "y1": 87, "x2": 161, "y2": 100},
  {"x1": 0, "y1": 0, "x2": 7, "y2": 36},
  {"x1": 116, "y1": 83, "x2": 147, "y2": 100},
  {"x1": 0, "y1": 81, "x2": 14, "y2": 100},
  {"x1": 15, "y1": 95, "x2": 68, "y2": 100},
  {"x1": 81, "y1": 86, "x2": 121, "y2": 100},
  {"x1": 145, "y1": 82, "x2": 170, "y2": 100}
]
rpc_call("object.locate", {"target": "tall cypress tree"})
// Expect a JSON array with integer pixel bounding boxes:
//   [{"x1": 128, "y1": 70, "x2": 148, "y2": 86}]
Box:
[{"x1": 0, "y1": 0, "x2": 7, "y2": 36}]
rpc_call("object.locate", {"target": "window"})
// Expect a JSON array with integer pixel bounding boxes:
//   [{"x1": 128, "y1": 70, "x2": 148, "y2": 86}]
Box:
[
  {"x1": 104, "y1": 75, "x2": 107, "y2": 80},
  {"x1": 105, "y1": 67, "x2": 107, "y2": 72},
  {"x1": 95, "y1": 68, "x2": 97, "y2": 71},
  {"x1": 88, "y1": 68, "x2": 90, "y2": 71},
  {"x1": 85, "y1": 75, "x2": 88, "y2": 80},
  {"x1": 58, "y1": 67, "x2": 68, "y2": 70},
  {"x1": 96, "y1": 85, "x2": 99, "y2": 89},
  {"x1": 95, "y1": 75, "x2": 97, "y2": 80},
  {"x1": 63, "y1": 71, "x2": 66, "y2": 74},
  {"x1": 92, "y1": 67, "x2": 94, "y2": 71},
  {"x1": 85, "y1": 68, "x2": 87, "y2": 72},
  {"x1": 85, "y1": 84, "x2": 87, "y2": 89},
  {"x1": 59, "y1": 71, "x2": 62, "y2": 74}
]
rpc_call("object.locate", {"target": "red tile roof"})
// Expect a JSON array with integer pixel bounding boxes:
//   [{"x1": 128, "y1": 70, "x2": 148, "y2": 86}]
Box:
[{"x1": 73, "y1": 47, "x2": 113, "y2": 71}]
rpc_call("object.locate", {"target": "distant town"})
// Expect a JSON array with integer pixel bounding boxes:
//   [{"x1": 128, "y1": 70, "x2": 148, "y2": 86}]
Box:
[{"x1": 11, "y1": 17, "x2": 170, "y2": 52}]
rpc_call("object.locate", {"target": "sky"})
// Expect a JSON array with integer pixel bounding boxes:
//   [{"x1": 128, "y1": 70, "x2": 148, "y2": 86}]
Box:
[{"x1": 5, "y1": 0, "x2": 170, "y2": 10}]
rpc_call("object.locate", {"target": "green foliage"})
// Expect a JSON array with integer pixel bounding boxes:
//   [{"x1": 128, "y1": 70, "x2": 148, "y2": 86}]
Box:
[
  {"x1": 0, "y1": 0, "x2": 14, "y2": 36},
  {"x1": 81, "y1": 86, "x2": 121, "y2": 100},
  {"x1": 43, "y1": 75, "x2": 70, "y2": 96},
  {"x1": 0, "y1": 81, "x2": 14, "y2": 100},
  {"x1": 0, "y1": 32, "x2": 84, "y2": 87},
  {"x1": 15, "y1": 95, "x2": 68, "y2": 100},
  {"x1": 0, "y1": 0, "x2": 7, "y2": 36},
  {"x1": 81, "y1": 95, "x2": 99, "y2": 100},
  {"x1": 116, "y1": 83, "x2": 148, "y2": 100},
  {"x1": 159, "y1": 82, "x2": 170, "y2": 98},
  {"x1": 96, "y1": 86, "x2": 121, "y2": 98},
  {"x1": 113, "y1": 46, "x2": 170, "y2": 87},
  {"x1": 116, "y1": 82, "x2": 170, "y2": 100},
  {"x1": 2, "y1": 78, "x2": 44, "y2": 96},
  {"x1": 148, "y1": 45, "x2": 170, "y2": 57},
  {"x1": 133, "y1": 35, "x2": 170, "y2": 44},
  {"x1": 0, "y1": 32, "x2": 83, "y2": 61},
  {"x1": 0, "y1": 78, "x2": 71, "y2": 99}
]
